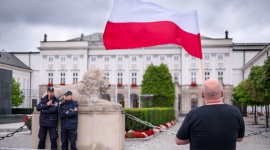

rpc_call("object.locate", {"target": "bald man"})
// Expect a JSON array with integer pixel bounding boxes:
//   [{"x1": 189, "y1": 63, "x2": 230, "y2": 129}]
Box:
[{"x1": 175, "y1": 79, "x2": 245, "y2": 150}]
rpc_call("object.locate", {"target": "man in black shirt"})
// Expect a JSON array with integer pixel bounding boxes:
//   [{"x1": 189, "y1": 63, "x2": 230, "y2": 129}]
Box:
[{"x1": 175, "y1": 79, "x2": 245, "y2": 150}]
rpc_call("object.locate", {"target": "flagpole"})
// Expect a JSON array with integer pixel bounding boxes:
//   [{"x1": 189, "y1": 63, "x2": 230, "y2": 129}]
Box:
[
  {"x1": 141, "y1": 48, "x2": 145, "y2": 108},
  {"x1": 128, "y1": 54, "x2": 130, "y2": 108},
  {"x1": 195, "y1": 10, "x2": 204, "y2": 83},
  {"x1": 115, "y1": 54, "x2": 118, "y2": 103},
  {"x1": 200, "y1": 59, "x2": 205, "y2": 82}
]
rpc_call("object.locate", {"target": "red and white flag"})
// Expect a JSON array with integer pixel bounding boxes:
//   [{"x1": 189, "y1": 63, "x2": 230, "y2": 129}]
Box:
[{"x1": 103, "y1": 0, "x2": 202, "y2": 59}]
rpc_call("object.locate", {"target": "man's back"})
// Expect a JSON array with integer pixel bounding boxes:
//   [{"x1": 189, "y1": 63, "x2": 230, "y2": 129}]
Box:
[{"x1": 176, "y1": 104, "x2": 245, "y2": 150}]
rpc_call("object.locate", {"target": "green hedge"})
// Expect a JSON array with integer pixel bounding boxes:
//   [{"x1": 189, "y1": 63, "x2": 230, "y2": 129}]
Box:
[{"x1": 124, "y1": 107, "x2": 175, "y2": 131}]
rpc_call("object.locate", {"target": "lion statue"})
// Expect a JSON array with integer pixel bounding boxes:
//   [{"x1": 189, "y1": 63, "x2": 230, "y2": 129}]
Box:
[{"x1": 43, "y1": 67, "x2": 111, "y2": 106}]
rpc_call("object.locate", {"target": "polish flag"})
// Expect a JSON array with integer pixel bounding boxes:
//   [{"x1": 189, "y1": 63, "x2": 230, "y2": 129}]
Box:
[{"x1": 103, "y1": 0, "x2": 202, "y2": 59}]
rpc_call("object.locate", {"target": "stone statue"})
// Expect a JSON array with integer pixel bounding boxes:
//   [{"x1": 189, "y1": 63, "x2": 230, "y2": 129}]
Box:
[
  {"x1": 225, "y1": 30, "x2": 228, "y2": 39},
  {"x1": 80, "y1": 33, "x2": 84, "y2": 41},
  {"x1": 44, "y1": 34, "x2": 47, "y2": 42},
  {"x1": 43, "y1": 67, "x2": 111, "y2": 106}
]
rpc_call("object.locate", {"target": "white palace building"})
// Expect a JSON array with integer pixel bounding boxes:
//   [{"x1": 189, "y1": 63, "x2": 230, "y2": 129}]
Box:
[{"x1": 3, "y1": 32, "x2": 270, "y2": 114}]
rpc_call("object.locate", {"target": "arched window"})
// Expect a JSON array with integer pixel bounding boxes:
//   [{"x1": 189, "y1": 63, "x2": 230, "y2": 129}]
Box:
[
  {"x1": 131, "y1": 94, "x2": 139, "y2": 108},
  {"x1": 190, "y1": 93, "x2": 198, "y2": 109},
  {"x1": 117, "y1": 94, "x2": 125, "y2": 108}
]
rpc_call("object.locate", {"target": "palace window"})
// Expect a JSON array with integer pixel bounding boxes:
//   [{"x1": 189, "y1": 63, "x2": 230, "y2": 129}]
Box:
[
  {"x1": 104, "y1": 56, "x2": 110, "y2": 62},
  {"x1": 204, "y1": 54, "x2": 210, "y2": 60},
  {"x1": 205, "y1": 71, "x2": 210, "y2": 80},
  {"x1": 217, "y1": 54, "x2": 224, "y2": 60},
  {"x1": 48, "y1": 73, "x2": 53, "y2": 84},
  {"x1": 218, "y1": 71, "x2": 223, "y2": 83},
  {"x1": 146, "y1": 56, "x2": 151, "y2": 61},
  {"x1": 117, "y1": 73, "x2": 123, "y2": 84},
  {"x1": 60, "y1": 73, "x2": 65, "y2": 84},
  {"x1": 27, "y1": 79, "x2": 30, "y2": 89},
  {"x1": 174, "y1": 55, "x2": 179, "y2": 61},
  {"x1": 91, "y1": 56, "x2": 97, "y2": 62},
  {"x1": 104, "y1": 72, "x2": 109, "y2": 80},
  {"x1": 160, "y1": 56, "x2": 165, "y2": 61},
  {"x1": 191, "y1": 98, "x2": 198, "y2": 109},
  {"x1": 72, "y1": 56, "x2": 79, "y2": 62},
  {"x1": 131, "y1": 72, "x2": 137, "y2": 84},
  {"x1": 117, "y1": 56, "x2": 123, "y2": 61},
  {"x1": 174, "y1": 72, "x2": 179, "y2": 83},
  {"x1": 73, "y1": 72, "x2": 78, "y2": 84},
  {"x1": 131, "y1": 56, "x2": 137, "y2": 61},
  {"x1": 48, "y1": 56, "x2": 54, "y2": 62},
  {"x1": 60, "y1": 56, "x2": 66, "y2": 62},
  {"x1": 191, "y1": 72, "x2": 196, "y2": 83}
]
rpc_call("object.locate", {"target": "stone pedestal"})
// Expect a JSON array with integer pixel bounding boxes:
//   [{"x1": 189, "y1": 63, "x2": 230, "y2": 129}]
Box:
[{"x1": 32, "y1": 100, "x2": 124, "y2": 150}]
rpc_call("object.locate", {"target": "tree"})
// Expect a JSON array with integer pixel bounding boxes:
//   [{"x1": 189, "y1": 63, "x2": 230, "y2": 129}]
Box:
[
  {"x1": 247, "y1": 66, "x2": 264, "y2": 103},
  {"x1": 141, "y1": 64, "x2": 175, "y2": 107},
  {"x1": 12, "y1": 77, "x2": 24, "y2": 107},
  {"x1": 262, "y1": 56, "x2": 270, "y2": 128},
  {"x1": 232, "y1": 79, "x2": 254, "y2": 106},
  {"x1": 246, "y1": 66, "x2": 265, "y2": 125}
]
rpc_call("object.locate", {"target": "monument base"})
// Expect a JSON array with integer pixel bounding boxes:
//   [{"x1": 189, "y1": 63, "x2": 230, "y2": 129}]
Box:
[{"x1": 31, "y1": 101, "x2": 124, "y2": 150}]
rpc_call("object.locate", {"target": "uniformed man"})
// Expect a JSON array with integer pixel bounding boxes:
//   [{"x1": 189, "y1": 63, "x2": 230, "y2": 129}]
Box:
[
  {"x1": 59, "y1": 90, "x2": 78, "y2": 150},
  {"x1": 36, "y1": 87, "x2": 59, "y2": 149}
]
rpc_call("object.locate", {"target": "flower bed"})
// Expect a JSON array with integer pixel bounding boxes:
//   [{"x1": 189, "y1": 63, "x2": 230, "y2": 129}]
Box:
[{"x1": 125, "y1": 120, "x2": 177, "y2": 139}]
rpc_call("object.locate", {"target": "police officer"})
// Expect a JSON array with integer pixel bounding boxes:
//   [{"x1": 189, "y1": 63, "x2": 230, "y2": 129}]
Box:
[
  {"x1": 59, "y1": 90, "x2": 78, "y2": 150},
  {"x1": 36, "y1": 87, "x2": 59, "y2": 149}
]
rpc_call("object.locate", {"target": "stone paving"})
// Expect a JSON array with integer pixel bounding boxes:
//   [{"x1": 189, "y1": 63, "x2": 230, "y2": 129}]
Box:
[{"x1": 0, "y1": 122, "x2": 270, "y2": 150}]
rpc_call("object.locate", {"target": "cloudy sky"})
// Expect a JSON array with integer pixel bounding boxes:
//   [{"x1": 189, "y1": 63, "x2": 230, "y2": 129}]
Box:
[{"x1": 0, "y1": 0, "x2": 269, "y2": 52}]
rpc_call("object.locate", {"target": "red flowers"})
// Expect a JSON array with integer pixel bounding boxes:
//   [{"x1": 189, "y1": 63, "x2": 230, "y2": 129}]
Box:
[
  {"x1": 125, "y1": 120, "x2": 176, "y2": 139},
  {"x1": 190, "y1": 82, "x2": 197, "y2": 87},
  {"x1": 23, "y1": 116, "x2": 29, "y2": 123},
  {"x1": 258, "y1": 112, "x2": 264, "y2": 116},
  {"x1": 125, "y1": 130, "x2": 153, "y2": 138},
  {"x1": 131, "y1": 83, "x2": 137, "y2": 87},
  {"x1": 47, "y1": 83, "x2": 53, "y2": 87},
  {"x1": 117, "y1": 83, "x2": 123, "y2": 87}
]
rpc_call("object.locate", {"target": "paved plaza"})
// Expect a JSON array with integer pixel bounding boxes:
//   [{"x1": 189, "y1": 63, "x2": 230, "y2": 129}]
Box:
[{"x1": 0, "y1": 121, "x2": 270, "y2": 150}]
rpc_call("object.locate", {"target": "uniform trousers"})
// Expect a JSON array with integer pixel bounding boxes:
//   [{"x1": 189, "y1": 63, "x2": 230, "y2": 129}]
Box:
[{"x1": 61, "y1": 129, "x2": 77, "y2": 150}]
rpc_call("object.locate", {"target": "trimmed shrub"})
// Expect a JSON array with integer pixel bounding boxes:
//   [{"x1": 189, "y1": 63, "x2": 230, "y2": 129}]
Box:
[{"x1": 124, "y1": 107, "x2": 175, "y2": 131}]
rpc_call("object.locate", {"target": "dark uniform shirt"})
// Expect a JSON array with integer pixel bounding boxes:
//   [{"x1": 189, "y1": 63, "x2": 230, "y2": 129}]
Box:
[
  {"x1": 59, "y1": 100, "x2": 78, "y2": 129},
  {"x1": 36, "y1": 95, "x2": 59, "y2": 127}
]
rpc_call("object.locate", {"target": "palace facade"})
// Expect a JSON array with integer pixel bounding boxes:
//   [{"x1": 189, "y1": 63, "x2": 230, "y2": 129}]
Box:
[{"x1": 9, "y1": 32, "x2": 269, "y2": 114}]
